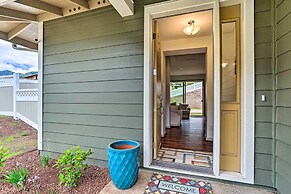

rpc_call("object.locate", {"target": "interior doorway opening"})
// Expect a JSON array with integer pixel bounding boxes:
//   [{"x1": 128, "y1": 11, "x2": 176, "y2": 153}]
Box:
[
  {"x1": 170, "y1": 81, "x2": 204, "y2": 117},
  {"x1": 152, "y1": 9, "x2": 214, "y2": 174}
]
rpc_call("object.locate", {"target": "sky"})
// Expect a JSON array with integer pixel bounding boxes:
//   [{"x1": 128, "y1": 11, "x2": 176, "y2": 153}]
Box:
[{"x1": 0, "y1": 39, "x2": 38, "y2": 73}]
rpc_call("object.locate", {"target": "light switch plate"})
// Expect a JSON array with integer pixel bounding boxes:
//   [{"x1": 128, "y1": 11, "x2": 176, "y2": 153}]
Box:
[{"x1": 261, "y1": 94, "x2": 266, "y2": 102}]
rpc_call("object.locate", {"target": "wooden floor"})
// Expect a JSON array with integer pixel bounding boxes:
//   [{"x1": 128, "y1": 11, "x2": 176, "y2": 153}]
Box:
[{"x1": 161, "y1": 117, "x2": 213, "y2": 152}]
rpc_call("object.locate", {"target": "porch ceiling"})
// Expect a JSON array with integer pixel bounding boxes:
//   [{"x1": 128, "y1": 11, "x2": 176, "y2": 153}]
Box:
[{"x1": 0, "y1": 0, "x2": 134, "y2": 49}]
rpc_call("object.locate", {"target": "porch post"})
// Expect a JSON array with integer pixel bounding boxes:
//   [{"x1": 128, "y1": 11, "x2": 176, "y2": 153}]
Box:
[{"x1": 13, "y1": 73, "x2": 19, "y2": 120}]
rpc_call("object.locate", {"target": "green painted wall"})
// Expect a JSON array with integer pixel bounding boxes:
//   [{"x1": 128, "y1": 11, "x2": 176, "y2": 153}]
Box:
[
  {"x1": 254, "y1": 0, "x2": 275, "y2": 187},
  {"x1": 274, "y1": 0, "x2": 291, "y2": 193},
  {"x1": 42, "y1": 0, "x2": 166, "y2": 166},
  {"x1": 255, "y1": 0, "x2": 291, "y2": 192},
  {"x1": 42, "y1": 0, "x2": 287, "y2": 189},
  {"x1": 42, "y1": 2, "x2": 149, "y2": 166}
]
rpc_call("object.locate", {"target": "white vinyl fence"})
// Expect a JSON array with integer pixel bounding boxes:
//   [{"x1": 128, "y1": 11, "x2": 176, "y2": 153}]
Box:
[{"x1": 0, "y1": 74, "x2": 38, "y2": 129}]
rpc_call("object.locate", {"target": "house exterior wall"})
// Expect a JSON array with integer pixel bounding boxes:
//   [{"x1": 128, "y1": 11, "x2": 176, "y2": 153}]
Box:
[
  {"x1": 274, "y1": 0, "x2": 291, "y2": 193},
  {"x1": 42, "y1": 1, "x2": 154, "y2": 166},
  {"x1": 254, "y1": 0, "x2": 275, "y2": 187},
  {"x1": 42, "y1": 0, "x2": 282, "y2": 188}
]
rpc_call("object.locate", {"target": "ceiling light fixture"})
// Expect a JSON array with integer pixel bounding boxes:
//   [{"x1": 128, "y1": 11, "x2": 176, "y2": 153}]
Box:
[{"x1": 183, "y1": 20, "x2": 200, "y2": 36}]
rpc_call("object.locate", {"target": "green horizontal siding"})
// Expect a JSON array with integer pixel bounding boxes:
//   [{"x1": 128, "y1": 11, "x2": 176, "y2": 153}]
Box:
[
  {"x1": 254, "y1": 0, "x2": 275, "y2": 187},
  {"x1": 275, "y1": 0, "x2": 291, "y2": 193},
  {"x1": 40, "y1": 0, "x2": 287, "y2": 189},
  {"x1": 44, "y1": 92, "x2": 144, "y2": 104},
  {"x1": 44, "y1": 104, "x2": 143, "y2": 117},
  {"x1": 42, "y1": 2, "x2": 152, "y2": 165},
  {"x1": 43, "y1": 123, "x2": 143, "y2": 141},
  {"x1": 44, "y1": 80, "x2": 143, "y2": 93},
  {"x1": 43, "y1": 67, "x2": 143, "y2": 84}
]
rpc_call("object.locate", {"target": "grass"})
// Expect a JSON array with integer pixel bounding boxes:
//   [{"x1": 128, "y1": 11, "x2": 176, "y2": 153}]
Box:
[
  {"x1": 9, "y1": 123, "x2": 18, "y2": 128},
  {"x1": 0, "y1": 135, "x2": 15, "y2": 145},
  {"x1": 191, "y1": 108, "x2": 203, "y2": 117},
  {"x1": 0, "y1": 133, "x2": 37, "y2": 160},
  {"x1": 0, "y1": 136, "x2": 20, "y2": 159},
  {"x1": 40, "y1": 155, "x2": 50, "y2": 167}
]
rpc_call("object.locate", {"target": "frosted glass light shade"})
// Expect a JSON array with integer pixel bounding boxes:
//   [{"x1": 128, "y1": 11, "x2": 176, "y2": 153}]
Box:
[{"x1": 183, "y1": 20, "x2": 200, "y2": 35}]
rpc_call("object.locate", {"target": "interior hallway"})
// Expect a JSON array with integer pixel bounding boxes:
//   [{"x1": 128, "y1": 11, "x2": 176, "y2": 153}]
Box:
[{"x1": 162, "y1": 117, "x2": 213, "y2": 152}]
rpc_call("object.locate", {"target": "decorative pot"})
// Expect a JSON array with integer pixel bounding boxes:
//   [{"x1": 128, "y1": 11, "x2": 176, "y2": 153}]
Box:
[{"x1": 108, "y1": 140, "x2": 140, "y2": 190}]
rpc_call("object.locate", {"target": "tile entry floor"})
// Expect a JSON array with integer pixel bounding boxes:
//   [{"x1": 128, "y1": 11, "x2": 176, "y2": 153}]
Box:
[{"x1": 156, "y1": 147, "x2": 213, "y2": 168}]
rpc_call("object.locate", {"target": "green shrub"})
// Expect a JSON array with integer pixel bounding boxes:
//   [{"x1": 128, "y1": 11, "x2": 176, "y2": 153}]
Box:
[
  {"x1": 40, "y1": 155, "x2": 50, "y2": 167},
  {"x1": 53, "y1": 146, "x2": 93, "y2": 187},
  {"x1": 4, "y1": 167, "x2": 29, "y2": 190},
  {"x1": 0, "y1": 146, "x2": 9, "y2": 171}
]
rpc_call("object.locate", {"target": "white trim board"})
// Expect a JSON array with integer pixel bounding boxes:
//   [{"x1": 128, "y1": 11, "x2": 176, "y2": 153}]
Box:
[
  {"x1": 37, "y1": 22, "x2": 43, "y2": 151},
  {"x1": 143, "y1": 0, "x2": 255, "y2": 184}
]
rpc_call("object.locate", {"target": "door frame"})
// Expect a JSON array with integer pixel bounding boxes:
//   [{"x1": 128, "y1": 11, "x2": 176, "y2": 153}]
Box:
[{"x1": 143, "y1": 0, "x2": 254, "y2": 184}]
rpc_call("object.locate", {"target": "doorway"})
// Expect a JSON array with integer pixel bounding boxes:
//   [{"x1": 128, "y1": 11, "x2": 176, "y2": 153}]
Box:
[
  {"x1": 144, "y1": 0, "x2": 255, "y2": 184},
  {"x1": 151, "y1": 10, "x2": 214, "y2": 173}
]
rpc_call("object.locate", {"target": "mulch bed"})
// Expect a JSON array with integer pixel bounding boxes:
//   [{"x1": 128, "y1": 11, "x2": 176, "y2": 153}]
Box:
[
  {"x1": 0, "y1": 116, "x2": 36, "y2": 137},
  {"x1": 0, "y1": 150, "x2": 110, "y2": 194},
  {"x1": 0, "y1": 117, "x2": 110, "y2": 193}
]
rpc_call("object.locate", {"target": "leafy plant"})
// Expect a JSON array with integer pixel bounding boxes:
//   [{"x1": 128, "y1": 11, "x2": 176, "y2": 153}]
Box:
[
  {"x1": 53, "y1": 146, "x2": 93, "y2": 187},
  {"x1": 4, "y1": 167, "x2": 29, "y2": 190},
  {"x1": 0, "y1": 146, "x2": 9, "y2": 171},
  {"x1": 40, "y1": 155, "x2": 50, "y2": 167}
]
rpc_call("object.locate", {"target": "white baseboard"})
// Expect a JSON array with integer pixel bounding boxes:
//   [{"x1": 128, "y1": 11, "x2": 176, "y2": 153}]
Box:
[
  {"x1": 161, "y1": 129, "x2": 167, "y2": 137},
  {"x1": 206, "y1": 137, "x2": 213, "y2": 141}
]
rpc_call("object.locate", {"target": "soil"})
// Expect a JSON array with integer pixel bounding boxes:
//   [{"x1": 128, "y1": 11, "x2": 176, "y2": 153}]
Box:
[
  {"x1": 112, "y1": 144, "x2": 136, "y2": 150},
  {"x1": 0, "y1": 116, "x2": 37, "y2": 158},
  {"x1": 0, "y1": 116, "x2": 36, "y2": 137},
  {"x1": 0, "y1": 116, "x2": 111, "y2": 193},
  {"x1": 0, "y1": 151, "x2": 110, "y2": 194}
]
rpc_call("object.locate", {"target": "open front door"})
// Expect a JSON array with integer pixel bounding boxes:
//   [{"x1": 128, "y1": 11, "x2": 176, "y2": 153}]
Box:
[
  {"x1": 220, "y1": 5, "x2": 241, "y2": 172},
  {"x1": 153, "y1": 20, "x2": 163, "y2": 159}
]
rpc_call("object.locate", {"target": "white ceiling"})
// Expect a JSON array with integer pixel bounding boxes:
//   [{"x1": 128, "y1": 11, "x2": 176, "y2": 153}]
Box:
[
  {"x1": 169, "y1": 53, "x2": 206, "y2": 76},
  {"x1": 158, "y1": 10, "x2": 213, "y2": 41}
]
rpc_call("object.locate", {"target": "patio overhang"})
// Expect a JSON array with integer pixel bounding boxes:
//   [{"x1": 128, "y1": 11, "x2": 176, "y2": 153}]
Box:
[{"x1": 0, "y1": 0, "x2": 134, "y2": 49}]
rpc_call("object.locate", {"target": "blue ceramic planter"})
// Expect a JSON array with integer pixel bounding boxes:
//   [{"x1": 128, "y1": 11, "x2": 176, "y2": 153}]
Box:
[{"x1": 108, "y1": 140, "x2": 140, "y2": 190}]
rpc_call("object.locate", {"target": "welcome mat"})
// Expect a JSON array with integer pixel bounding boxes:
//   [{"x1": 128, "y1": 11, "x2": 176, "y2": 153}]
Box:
[{"x1": 144, "y1": 174, "x2": 213, "y2": 194}]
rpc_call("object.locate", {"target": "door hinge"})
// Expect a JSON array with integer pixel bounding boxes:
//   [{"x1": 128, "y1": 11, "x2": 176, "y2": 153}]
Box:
[{"x1": 153, "y1": 32, "x2": 156, "y2": 40}]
